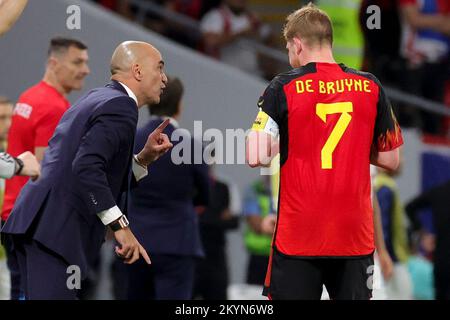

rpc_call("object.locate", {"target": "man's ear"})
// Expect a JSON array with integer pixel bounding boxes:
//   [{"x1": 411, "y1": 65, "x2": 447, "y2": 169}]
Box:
[
  {"x1": 132, "y1": 63, "x2": 143, "y2": 81},
  {"x1": 47, "y1": 56, "x2": 58, "y2": 70},
  {"x1": 293, "y1": 37, "x2": 302, "y2": 55}
]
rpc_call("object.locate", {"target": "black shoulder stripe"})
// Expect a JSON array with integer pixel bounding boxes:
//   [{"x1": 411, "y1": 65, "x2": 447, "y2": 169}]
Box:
[
  {"x1": 339, "y1": 64, "x2": 381, "y2": 88},
  {"x1": 271, "y1": 62, "x2": 318, "y2": 89}
]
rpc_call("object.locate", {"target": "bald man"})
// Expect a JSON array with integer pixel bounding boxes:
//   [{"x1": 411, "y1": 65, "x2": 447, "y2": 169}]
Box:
[{"x1": 1, "y1": 41, "x2": 172, "y2": 300}]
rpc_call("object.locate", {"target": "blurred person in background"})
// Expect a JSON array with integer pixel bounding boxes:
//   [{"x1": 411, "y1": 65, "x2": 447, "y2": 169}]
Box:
[
  {"x1": 193, "y1": 162, "x2": 239, "y2": 300},
  {"x1": 0, "y1": 98, "x2": 40, "y2": 182},
  {"x1": 102, "y1": 0, "x2": 220, "y2": 48},
  {"x1": 359, "y1": 0, "x2": 403, "y2": 85},
  {"x1": 406, "y1": 180, "x2": 450, "y2": 300},
  {"x1": 168, "y1": 0, "x2": 221, "y2": 20},
  {"x1": 398, "y1": 0, "x2": 450, "y2": 136},
  {"x1": 1, "y1": 37, "x2": 89, "y2": 300},
  {"x1": 159, "y1": 0, "x2": 210, "y2": 48},
  {"x1": 0, "y1": 0, "x2": 28, "y2": 37},
  {"x1": 0, "y1": 97, "x2": 40, "y2": 299},
  {"x1": 407, "y1": 230, "x2": 435, "y2": 299},
  {"x1": 0, "y1": 97, "x2": 13, "y2": 299},
  {"x1": 316, "y1": 0, "x2": 365, "y2": 70},
  {"x1": 92, "y1": 0, "x2": 133, "y2": 18},
  {"x1": 359, "y1": 0, "x2": 408, "y2": 129},
  {"x1": 374, "y1": 155, "x2": 413, "y2": 299},
  {"x1": 163, "y1": 0, "x2": 222, "y2": 48},
  {"x1": 126, "y1": 76, "x2": 210, "y2": 300},
  {"x1": 200, "y1": 0, "x2": 274, "y2": 78},
  {"x1": 0, "y1": 98, "x2": 13, "y2": 149},
  {"x1": 242, "y1": 176, "x2": 276, "y2": 287}
]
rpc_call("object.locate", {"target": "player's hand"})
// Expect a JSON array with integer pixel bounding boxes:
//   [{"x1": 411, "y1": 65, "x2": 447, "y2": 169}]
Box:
[
  {"x1": 261, "y1": 214, "x2": 277, "y2": 236},
  {"x1": 136, "y1": 119, "x2": 173, "y2": 166},
  {"x1": 17, "y1": 151, "x2": 40, "y2": 180},
  {"x1": 114, "y1": 227, "x2": 151, "y2": 265},
  {"x1": 377, "y1": 249, "x2": 394, "y2": 281}
]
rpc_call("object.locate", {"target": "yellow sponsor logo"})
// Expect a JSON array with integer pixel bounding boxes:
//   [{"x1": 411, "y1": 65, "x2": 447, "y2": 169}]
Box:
[{"x1": 252, "y1": 111, "x2": 269, "y2": 131}]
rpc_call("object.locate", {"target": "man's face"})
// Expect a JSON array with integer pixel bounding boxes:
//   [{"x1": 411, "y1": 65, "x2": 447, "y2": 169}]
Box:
[
  {"x1": 286, "y1": 40, "x2": 301, "y2": 68},
  {"x1": 53, "y1": 46, "x2": 90, "y2": 93},
  {"x1": 0, "y1": 103, "x2": 13, "y2": 140},
  {"x1": 140, "y1": 50, "x2": 167, "y2": 105}
]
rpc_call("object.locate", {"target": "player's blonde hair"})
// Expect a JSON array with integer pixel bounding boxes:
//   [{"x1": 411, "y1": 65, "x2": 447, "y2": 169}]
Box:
[{"x1": 283, "y1": 3, "x2": 333, "y2": 47}]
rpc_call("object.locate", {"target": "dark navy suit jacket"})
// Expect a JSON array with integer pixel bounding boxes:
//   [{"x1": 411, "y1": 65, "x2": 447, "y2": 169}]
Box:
[
  {"x1": 128, "y1": 118, "x2": 209, "y2": 258},
  {"x1": 1, "y1": 81, "x2": 138, "y2": 276}
]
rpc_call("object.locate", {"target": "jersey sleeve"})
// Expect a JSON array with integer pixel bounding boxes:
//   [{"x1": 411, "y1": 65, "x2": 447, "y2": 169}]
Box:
[
  {"x1": 251, "y1": 80, "x2": 282, "y2": 138},
  {"x1": 34, "y1": 107, "x2": 66, "y2": 147},
  {"x1": 372, "y1": 83, "x2": 404, "y2": 152}
]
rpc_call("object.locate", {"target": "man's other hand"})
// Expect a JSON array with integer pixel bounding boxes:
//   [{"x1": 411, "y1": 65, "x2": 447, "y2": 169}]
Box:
[
  {"x1": 136, "y1": 118, "x2": 173, "y2": 166},
  {"x1": 114, "y1": 227, "x2": 151, "y2": 265},
  {"x1": 378, "y1": 249, "x2": 394, "y2": 281},
  {"x1": 261, "y1": 214, "x2": 277, "y2": 236},
  {"x1": 17, "y1": 151, "x2": 40, "y2": 180}
]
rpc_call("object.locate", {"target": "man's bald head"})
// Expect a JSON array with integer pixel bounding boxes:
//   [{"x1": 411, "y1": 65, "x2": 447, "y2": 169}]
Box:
[
  {"x1": 110, "y1": 41, "x2": 167, "y2": 107},
  {"x1": 110, "y1": 41, "x2": 159, "y2": 76}
]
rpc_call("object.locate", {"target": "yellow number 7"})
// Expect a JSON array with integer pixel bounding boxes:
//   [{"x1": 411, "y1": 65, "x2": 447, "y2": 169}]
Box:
[{"x1": 316, "y1": 102, "x2": 353, "y2": 169}]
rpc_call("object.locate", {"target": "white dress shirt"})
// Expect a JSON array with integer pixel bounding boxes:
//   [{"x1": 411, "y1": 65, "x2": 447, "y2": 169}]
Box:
[{"x1": 96, "y1": 82, "x2": 148, "y2": 225}]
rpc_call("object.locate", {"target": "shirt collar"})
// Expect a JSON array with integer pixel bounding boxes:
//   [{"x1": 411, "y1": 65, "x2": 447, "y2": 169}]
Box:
[
  {"x1": 151, "y1": 115, "x2": 179, "y2": 128},
  {"x1": 165, "y1": 116, "x2": 179, "y2": 128},
  {"x1": 118, "y1": 82, "x2": 138, "y2": 106}
]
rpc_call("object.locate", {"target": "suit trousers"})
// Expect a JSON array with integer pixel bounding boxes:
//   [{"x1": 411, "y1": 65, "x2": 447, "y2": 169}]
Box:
[
  {"x1": 1, "y1": 220, "x2": 22, "y2": 299},
  {"x1": 12, "y1": 236, "x2": 78, "y2": 300},
  {"x1": 127, "y1": 253, "x2": 195, "y2": 300}
]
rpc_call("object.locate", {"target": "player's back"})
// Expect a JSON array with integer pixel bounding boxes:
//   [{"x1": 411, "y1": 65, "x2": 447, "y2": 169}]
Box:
[{"x1": 270, "y1": 62, "x2": 400, "y2": 257}]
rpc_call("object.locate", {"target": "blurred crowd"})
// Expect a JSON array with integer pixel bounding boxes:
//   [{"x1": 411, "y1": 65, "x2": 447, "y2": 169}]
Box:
[{"x1": 91, "y1": 0, "x2": 450, "y2": 138}]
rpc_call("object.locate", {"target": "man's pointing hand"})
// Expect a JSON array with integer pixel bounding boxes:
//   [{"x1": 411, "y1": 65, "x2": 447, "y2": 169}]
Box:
[{"x1": 136, "y1": 118, "x2": 173, "y2": 166}]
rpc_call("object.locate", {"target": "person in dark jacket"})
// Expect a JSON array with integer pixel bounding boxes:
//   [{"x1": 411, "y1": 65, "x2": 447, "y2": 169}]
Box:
[{"x1": 126, "y1": 76, "x2": 210, "y2": 300}]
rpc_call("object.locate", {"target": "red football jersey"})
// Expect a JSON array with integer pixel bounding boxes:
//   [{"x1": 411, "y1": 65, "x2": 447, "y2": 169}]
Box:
[
  {"x1": 255, "y1": 62, "x2": 403, "y2": 257},
  {"x1": 2, "y1": 81, "x2": 69, "y2": 221}
]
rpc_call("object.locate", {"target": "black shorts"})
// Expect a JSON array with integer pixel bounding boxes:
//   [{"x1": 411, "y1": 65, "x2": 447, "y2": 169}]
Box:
[{"x1": 264, "y1": 248, "x2": 375, "y2": 300}]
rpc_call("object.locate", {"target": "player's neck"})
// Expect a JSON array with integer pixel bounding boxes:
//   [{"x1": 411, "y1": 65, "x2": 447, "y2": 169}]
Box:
[
  {"x1": 42, "y1": 72, "x2": 70, "y2": 97},
  {"x1": 300, "y1": 49, "x2": 336, "y2": 66}
]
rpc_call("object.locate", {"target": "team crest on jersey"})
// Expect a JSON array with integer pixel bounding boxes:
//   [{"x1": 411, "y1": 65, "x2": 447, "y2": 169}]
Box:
[{"x1": 14, "y1": 103, "x2": 33, "y2": 119}]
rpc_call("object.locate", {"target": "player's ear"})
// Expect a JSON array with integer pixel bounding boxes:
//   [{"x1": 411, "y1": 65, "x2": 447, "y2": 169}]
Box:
[
  {"x1": 47, "y1": 56, "x2": 58, "y2": 70},
  {"x1": 132, "y1": 63, "x2": 143, "y2": 81},
  {"x1": 293, "y1": 37, "x2": 302, "y2": 55}
]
